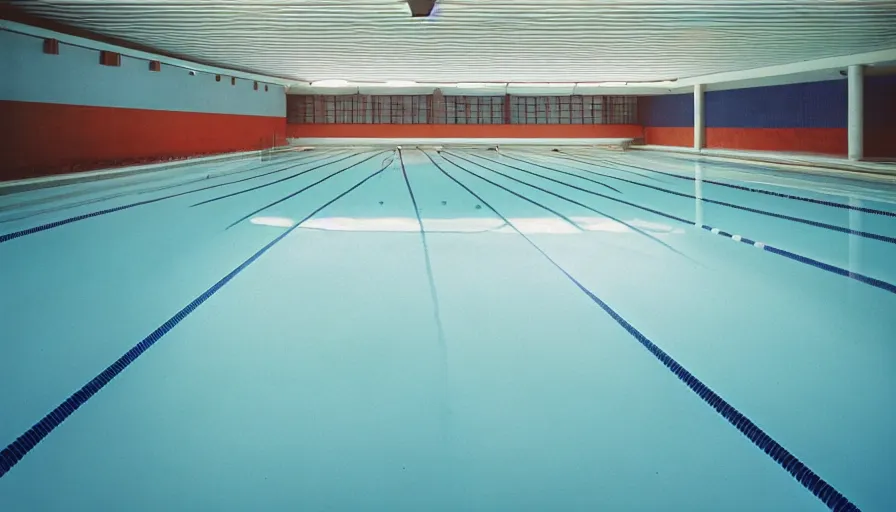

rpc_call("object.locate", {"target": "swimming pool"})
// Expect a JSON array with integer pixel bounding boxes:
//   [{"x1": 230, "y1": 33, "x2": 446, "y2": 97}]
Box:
[{"x1": 1, "y1": 147, "x2": 894, "y2": 511}]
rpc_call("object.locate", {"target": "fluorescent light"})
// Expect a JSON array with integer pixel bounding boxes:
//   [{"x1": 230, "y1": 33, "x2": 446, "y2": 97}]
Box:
[
  {"x1": 513, "y1": 82, "x2": 575, "y2": 88},
  {"x1": 576, "y1": 80, "x2": 678, "y2": 87},
  {"x1": 455, "y1": 82, "x2": 507, "y2": 89},
  {"x1": 310, "y1": 79, "x2": 351, "y2": 87},
  {"x1": 576, "y1": 81, "x2": 628, "y2": 87},
  {"x1": 383, "y1": 80, "x2": 418, "y2": 87}
]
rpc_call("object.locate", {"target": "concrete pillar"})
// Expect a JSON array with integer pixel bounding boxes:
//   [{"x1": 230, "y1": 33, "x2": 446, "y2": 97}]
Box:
[
  {"x1": 694, "y1": 84, "x2": 705, "y2": 150},
  {"x1": 848, "y1": 65, "x2": 864, "y2": 160}
]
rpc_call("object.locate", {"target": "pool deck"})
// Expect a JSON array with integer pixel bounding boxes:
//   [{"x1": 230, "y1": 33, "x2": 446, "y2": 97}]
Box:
[{"x1": 635, "y1": 145, "x2": 896, "y2": 181}]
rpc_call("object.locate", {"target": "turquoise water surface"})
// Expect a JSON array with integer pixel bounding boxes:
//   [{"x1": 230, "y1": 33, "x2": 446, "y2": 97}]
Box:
[{"x1": 1, "y1": 147, "x2": 895, "y2": 511}]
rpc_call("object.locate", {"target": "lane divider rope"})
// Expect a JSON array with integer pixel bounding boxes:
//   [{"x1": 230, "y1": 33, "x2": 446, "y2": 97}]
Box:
[
  {"x1": 0, "y1": 159, "x2": 392, "y2": 480},
  {"x1": 564, "y1": 151, "x2": 896, "y2": 218},
  {"x1": 442, "y1": 151, "x2": 686, "y2": 258},
  {"x1": 425, "y1": 150, "x2": 861, "y2": 512},
  {"x1": 225, "y1": 151, "x2": 389, "y2": 228},
  {"x1": 191, "y1": 151, "x2": 375, "y2": 207},
  {"x1": 0, "y1": 151, "x2": 360, "y2": 245},
  {"x1": 503, "y1": 152, "x2": 896, "y2": 245},
  {"x1": 448, "y1": 150, "x2": 896, "y2": 295}
]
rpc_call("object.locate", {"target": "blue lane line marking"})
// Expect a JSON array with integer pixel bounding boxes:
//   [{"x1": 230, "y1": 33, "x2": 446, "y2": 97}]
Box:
[
  {"x1": 0, "y1": 151, "x2": 345, "y2": 245},
  {"x1": 575, "y1": 152, "x2": 896, "y2": 218},
  {"x1": 397, "y1": 149, "x2": 448, "y2": 351},
  {"x1": 0, "y1": 151, "x2": 330, "y2": 225},
  {"x1": 225, "y1": 151, "x2": 388, "y2": 229},
  {"x1": 694, "y1": 224, "x2": 896, "y2": 294},
  {"x1": 191, "y1": 151, "x2": 372, "y2": 207},
  {"x1": 426, "y1": 151, "x2": 861, "y2": 512},
  {"x1": 0, "y1": 161, "x2": 391, "y2": 480},
  {"x1": 448, "y1": 151, "x2": 896, "y2": 296},
  {"x1": 442, "y1": 151, "x2": 688, "y2": 258},
  {"x1": 529, "y1": 150, "x2": 664, "y2": 182},
  {"x1": 505, "y1": 150, "x2": 662, "y2": 184},
  {"x1": 445, "y1": 150, "x2": 692, "y2": 224},
  {"x1": 508, "y1": 153, "x2": 896, "y2": 245},
  {"x1": 424, "y1": 152, "x2": 582, "y2": 231},
  {"x1": 465, "y1": 151, "x2": 622, "y2": 194}
]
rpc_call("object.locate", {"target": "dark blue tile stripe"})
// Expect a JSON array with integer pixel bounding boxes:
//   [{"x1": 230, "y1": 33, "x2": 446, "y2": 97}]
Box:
[
  {"x1": 693, "y1": 224, "x2": 896, "y2": 294},
  {"x1": 535, "y1": 151, "x2": 667, "y2": 182},
  {"x1": 1, "y1": 150, "x2": 333, "y2": 226},
  {"x1": 442, "y1": 151, "x2": 687, "y2": 258},
  {"x1": 446, "y1": 150, "x2": 692, "y2": 224},
  {"x1": 0, "y1": 161, "x2": 391, "y2": 480},
  {"x1": 427, "y1": 151, "x2": 860, "y2": 512},
  {"x1": 428, "y1": 153, "x2": 582, "y2": 230},
  {"x1": 397, "y1": 149, "x2": 424, "y2": 229},
  {"x1": 225, "y1": 151, "x2": 388, "y2": 228},
  {"x1": 507, "y1": 152, "x2": 896, "y2": 246},
  {"x1": 0, "y1": 151, "x2": 352, "y2": 245},
  {"x1": 451, "y1": 151, "x2": 896, "y2": 296},
  {"x1": 190, "y1": 151, "x2": 373, "y2": 207},
  {"x1": 579, "y1": 152, "x2": 896, "y2": 218},
  {"x1": 762, "y1": 245, "x2": 896, "y2": 294},
  {"x1": 465, "y1": 151, "x2": 622, "y2": 193},
  {"x1": 501, "y1": 152, "x2": 662, "y2": 183},
  {"x1": 398, "y1": 150, "x2": 448, "y2": 352}
]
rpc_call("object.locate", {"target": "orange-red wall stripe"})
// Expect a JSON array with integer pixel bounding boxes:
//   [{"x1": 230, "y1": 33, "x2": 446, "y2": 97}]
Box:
[
  {"x1": 643, "y1": 127, "x2": 693, "y2": 147},
  {"x1": 705, "y1": 128, "x2": 847, "y2": 155},
  {"x1": 1, "y1": 100, "x2": 286, "y2": 181}
]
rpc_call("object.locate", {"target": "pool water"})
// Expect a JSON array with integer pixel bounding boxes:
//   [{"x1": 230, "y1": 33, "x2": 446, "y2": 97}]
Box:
[{"x1": 1, "y1": 147, "x2": 894, "y2": 511}]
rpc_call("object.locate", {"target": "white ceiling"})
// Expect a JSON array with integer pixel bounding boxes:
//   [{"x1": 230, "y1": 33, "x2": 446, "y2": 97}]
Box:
[{"x1": 11, "y1": 0, "x2": 896, "y2": 84}]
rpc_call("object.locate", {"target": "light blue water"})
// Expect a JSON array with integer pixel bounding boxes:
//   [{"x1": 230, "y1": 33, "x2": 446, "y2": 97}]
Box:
[{"x1": 1, "y1": 147, "x2": 895, "y2": 511}]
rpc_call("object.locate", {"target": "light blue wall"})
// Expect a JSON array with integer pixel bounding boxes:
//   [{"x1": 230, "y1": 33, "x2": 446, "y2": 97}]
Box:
[{"x1": 1, "y1": 30, "x2": 285, "y2": 118}]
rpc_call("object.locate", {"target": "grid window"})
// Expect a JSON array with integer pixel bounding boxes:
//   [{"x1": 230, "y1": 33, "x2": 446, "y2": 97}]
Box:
[
  {"x1": 287, "y1": 94, "x2": 636, "y2": 125},
  {"x1": 510, "y1": 95, "x2": 636, "y2": 124}
]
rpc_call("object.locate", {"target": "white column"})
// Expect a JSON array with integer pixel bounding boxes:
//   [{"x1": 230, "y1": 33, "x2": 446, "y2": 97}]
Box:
[
  {"x1": 848, "y1": 65, "x2": 864, "y2": 161},
  {"x1": 694, "y1": 84, "x2": 705, "y2": 150}
]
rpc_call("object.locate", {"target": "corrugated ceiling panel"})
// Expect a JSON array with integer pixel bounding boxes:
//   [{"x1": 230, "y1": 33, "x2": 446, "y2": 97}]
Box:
[{"x1": 9, "y1": 0, "x2": 896, "y2": 82}]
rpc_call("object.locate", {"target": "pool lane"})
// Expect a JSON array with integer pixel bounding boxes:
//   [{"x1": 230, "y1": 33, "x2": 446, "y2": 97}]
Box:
[{"x1": 2, "y1": 148, "x2": 894, "y2": 510}]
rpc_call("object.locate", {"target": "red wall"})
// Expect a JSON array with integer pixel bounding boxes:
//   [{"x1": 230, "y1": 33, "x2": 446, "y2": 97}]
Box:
[
  {"x1": 643, "y1": 127, "x2": 693, "y2": 147},
  {"x1": 1, "y1": 100, "x2": 286, "y2": 180},
  {"x1": 287, "y1": 124, "x2": 643, "y2": 139},
  {"x1": 706, "y1": 128, "x2": 847, "y2": 155},
  {"x1": 643, "y1": 126, "x2": 849, "y2": 154}
]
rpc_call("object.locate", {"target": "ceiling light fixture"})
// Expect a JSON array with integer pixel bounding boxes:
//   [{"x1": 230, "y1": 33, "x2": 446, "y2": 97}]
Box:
[{"x1": 456, "y1": 82, "x2": 507, "y2": 89}]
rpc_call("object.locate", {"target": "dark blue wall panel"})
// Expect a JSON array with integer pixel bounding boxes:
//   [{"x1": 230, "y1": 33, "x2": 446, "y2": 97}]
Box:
[
  {"x1": 864, "y1": 75, "x2": 896, "y2": 158},
  {"x1": 865, "y1": 75, "x2": 896, "y2": 129},
  {"x1": 639, "y1": 93, "x2": 693, "y2": 127},
  {"x1": 705, "y1": 80, "x2": 847, "y2": 129}
]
